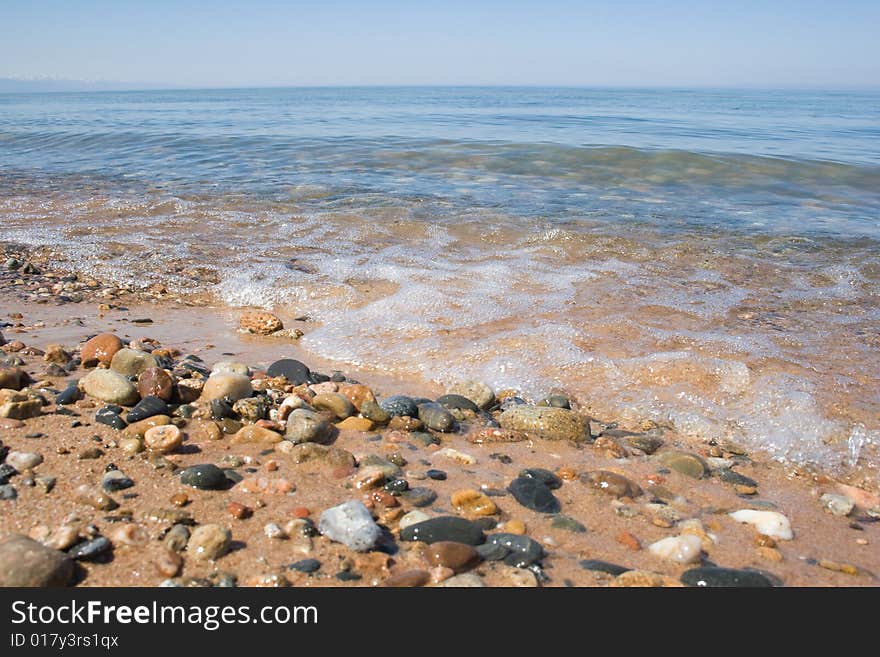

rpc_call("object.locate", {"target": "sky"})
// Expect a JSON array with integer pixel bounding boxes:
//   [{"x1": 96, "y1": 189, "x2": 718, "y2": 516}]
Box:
[{"x1": 1, "y1": 0, "x2": 878, "y2": 88}]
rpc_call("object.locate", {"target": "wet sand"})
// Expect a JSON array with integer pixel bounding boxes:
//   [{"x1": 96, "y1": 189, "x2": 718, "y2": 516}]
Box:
[{"x1": 1, "y1": 280, "x2": 879, "y2": 587}]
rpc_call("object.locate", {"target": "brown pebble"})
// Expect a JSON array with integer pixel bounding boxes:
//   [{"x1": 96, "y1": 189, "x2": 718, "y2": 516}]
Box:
[
  {"x1": 80, "y1": 333, "x2": 123, "y2": 367},
  {"x1": 265, "y1": 460, "x2": 279, "y2": 472},
  {"x1": 227, "y1": 502, "x2": 252, "y2": 519},
  {"x1": 144, "y1": 424, "x2": 183, "y2": 453},
  {"x1": 154, "y1": 549, "x2": 183, "y2": 577},
  {"x1": 383, "y1": 569, "x2": 431, "y2": 587},
  {"x1": 557, "y1": 466, "x2": 578, "y2": 481},
  {"x1": 426, "y1": 541, "x2": 482, "y2": 574},
  {"x1": 466, "y1": 427, "x2": 528, "y2": 444},
  {"x1": 580, "y1": 470, "x2": 643, "y2": 498},
  {"x1": 616, "y1": 530, "x2": 642, "y2": 551},
  {"x1": 503, "y1": 520, "x2": 526, "y2": 534},
  {"x1": 170, "y1": 493, "x2": 189, "y2": 507},
  {"x1": 451, "y1": 489, "x2": 498, "y2": 516},
  {"x1": 756, "y1": 546, "x2": 784, "y2": 562},
  {"x1": 137, "y1": 367, "x2": 174, "y2": 401},
  {"x1": 818, "y1": 559, "x2": 859, "y2": 575},
  {"x1": 594, "y1": 435, "x2": 629, "y2": 459},
  {"x1": 755, "y1": 534, "x2": 777, "y2": 548}
]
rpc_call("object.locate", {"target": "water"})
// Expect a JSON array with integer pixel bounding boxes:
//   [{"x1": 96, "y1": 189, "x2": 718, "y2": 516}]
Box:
[{"x1": 1, "y1": 86, "x2": 879, "y2": 480}]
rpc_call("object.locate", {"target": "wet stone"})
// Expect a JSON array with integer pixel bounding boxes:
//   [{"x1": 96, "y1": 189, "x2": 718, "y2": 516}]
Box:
[
  {"x1": 96, "y1": 405, "x2": 126, "y2": 430},
  {"x1": 401, "y1": 487, "x2": 437, "y2": 508},
  {"x1": 436, "y1": 394, "x2": 479, "y2": 412},
  {"x1": 126, "y1": 396, "x2": 169, "y2": 424},
  {"x1": 579, "y1": 559, "x2": 630, "y2": 576},
  {"x1": 400, "y1": 516, "x2": 485, "y2": 545},
  {"x1": 383, "y1": 570, "x2": 431, "y2": 587},
  {"x1": 180, "y1": 464, "x2": 228, "y2": 490},
  {"x1": 0, "y1": 464, "x2": 16, "y2": 485},
  {"x1": 520, "y1": 467, "x2": 562, "y2": 490},
  {"x1": 137, "y1": 367, "x2": 174, "y2": 402},
  {"x1": 427, "y1": 541, "x2": 482, "y2": 573},
  {"x1": 266, "y1": 359, "x2": 310, "y2": 385},
  {"x1": 656, "y1": 451, "x2": 710, "y2": 479},
  {"x1": 426, "y1": 469, "x2": 447, "y2": 480},
  {"x1": 102, "y1": 470, "x2": 134, "y2": 492},
  {"x1": 625, "y1": 434, "x2": 664, "y2": 455},
  {"x1": 67, "y1": 537, "x2": 112, "y2": 562},
  {"x1": 507, "y1": 476, "x2": 561, "y2": 514},
  {"x1": 580, "y1": 470, "x2": 643, "y2": 498},
  {"x1": 417, "y1": 402, "x2": 457, "y2": 432},
  {"x1": 681, "y1": 566, "x2": 774, "y2": 588},
  {"x1": 499, "y1": 405, "x2": 587, "y2": 442},
  {"x1": 317, "y1": 500, "x2": 381, "y2": 552},
  {"x1": 718, "y1": 469, "x2": 758, "y2": 488},
  {"x1": 379, "y1": 395, "x2": 419, "y2": 418},
  {"x1": 551, "y1": 515, "x2": 586, "y2": 533},
  {"x1": 187, "y1": 524, "x2": 232, "y2": 561},
  {"x1": 448, "y1": 380, "x2": 495, "y2": 410},
  {"x1": 55, "y1": 383, "x2": 81, "y2": 406},
  {"x1": 475, "y1": 542, "x2": 509, "y2": 561},
  {"x1": 487, "y1": 532, "x2": 544, "y2": 568}
]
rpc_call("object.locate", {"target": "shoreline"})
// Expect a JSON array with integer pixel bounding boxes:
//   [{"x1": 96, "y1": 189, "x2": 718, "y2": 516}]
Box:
[{"x1": 1, "y1": 248, "x2": 879, "y2": 587}]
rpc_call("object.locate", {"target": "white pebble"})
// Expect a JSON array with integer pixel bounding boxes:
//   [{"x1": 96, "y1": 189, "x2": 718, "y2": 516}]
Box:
[
  {"x1": 435, "y1": 447, "x2": 477, "y2": 465},
  {"x1": 264, "y1": 522, "x2": 286, "y2": 539},
  {"x1": 648, "y1": 534, "x2": 703, "y2": 564},
  {"x1": 729, "y1": 509, "x2": 793, "y2": 540}
]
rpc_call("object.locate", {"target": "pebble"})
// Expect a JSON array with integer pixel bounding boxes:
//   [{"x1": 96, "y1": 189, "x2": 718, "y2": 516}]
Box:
[
  {"x1": 6, "y1": 450, "x2": 43, "y2": 472},
  {"x1": 335, "y1": 416, "x2": 374, "y2": 431},
  {"x1": 0, "y1": 390, "x2": 42, "y2": 419},
  {"x1": 520, "y1": 467, "x2": 563, "y2": 490},
  {"x1": 266, "y1": 359, "x2": 310, "y2": 385},
  {"x1": 0, "y1": 484, "x2": 16, "y2": 500},
  {"x1": 0, "y1": 463, "x2": 15, "y2": 484},
  {"x1": 718, "y1": 469, "x2": 758, "y2": 488},
  {"x1": 79, "y1": 368, "x2": 139, "y2": 406},
  {"x1": 0, "y1": 365, "x2": 23, "y2": 390},
  {"x1": 137, "y1": 367, "x2": 174, "y2": 401},
  {"x1": 312, "y1": 393, "x2": 355, "y2": 419},
  {"x1": 337, "y1": 384, "x2": 377, "y2": 411},
  {"x1": 729, "y1": 509, "x2": 793, "y2": 540},
  {"x1": 437, "y1": 573, "x2": 485, "y2": 587},
  {"x1": 318, "y1": 500, "x2": 382, "y2": 552},
  {"x1": 231, "y1": 425, "x2": 283, "y2": 444},
  {"x1": 144, "y1": 424, "x2": 183, "y2": 454},
  {"x1": 499, "y1": 405, "x2": 587, "y2": 442},
  {"x1": 655, "y1": 451, "x2": 710, "y2": 479},
  {"x1": 508, "y1": 476, "x2": 560, "y2": 513},
  {"x1": 435, "y1": 447, "x2": 477, "y2": 465},
  {"x1": 398, "y1": 510, "x2": 431, "y2": 531},
  {"x1": 426, "y1": 541, "x2": 482, "y2": 573},
  {"x1": 551, "y1": 515, "x2": 586, "y2": 533},
  {"x1": 448, "y1": 488, "x2": 495, "y2": 516},
  {"x1": 67, "y1": 537, "x2": 112, "y2": 561},
  {"x1": 486, "y1": 533, "x2": 545, "y2": 568},
  {"x1": 466, "y1": 427, "x2": 528, "y2": 443},
  {"x1": 435, "y1": 394, "x2": 479, "y2": 412},
  {"x1": 288, "y1": 558, "x2": 321, "y2": 573},
  {"x1": 180, "y1": 464, "x2": 228, "y2": 490},
  {"x1": 681, "y1": 566, "x2": 774, "y2": 587},
  {"x1": 400, "y1": 516, "x2": 485, "y2": 545},
  {"x1": 387, "y1": 416, "x2": 423, "y2": 431},
  {"x1": 820, "y1": 493, "x2": 854, "y2": 517},
  {"x1": 578, "y1": 559, "x2": 630, "y2": 576},
  {"x1": 447, "y1": 380, "x2": 495, "y2": 410},
  {"x1": 817, "y1": 559, "x2": 859, "y2": 575},
  {"x1": 379, "y1": 395, "x2": 419, "y2": 418},
  {"x1": 154, "y1": 549, "x2": 183, "y2": 577},
  {"x1": 579, "y1": 470, "x2": 643, "y2": 498},
  {"x1": 239, "y1": 311, "x2": 283, "y2": 335},
  {"x1": 187, "y1": 524, "x2": 232, "y2": 561},
  {"x1": 625, "y1": 434, "x2": 664, "y2": 454},
  {"x1": 359, "y1": 400, "x2": 390, "y2": 424},
  {"x1": 383, "y1": 570, "x2": 431, "y2": 587},
  {"x1": 126, "y1": 395, "x2": 169, "y2": 423},
  {"x1": 399, "y1": 487, "x2": 437, "y2": 509},
  {"x1": 264, "y1": 522, "x2": 286, "y2": 539},
  {"x1": 610, "y1": 570, "x2": 684, "y2": 588},
  {"x1": 102, "y1": 470, "x2": 134, "y2": 492},
  {"x1": 647, "y1": 535, "x2": 703, "y2": 564},
  {"x1": 426, "y1": 469, "x2": 447, "y2": 480},
  {"x1": 163, "y1": 524, "x2": 190, "y2": 552},
  {"x1": 110, "y1": 348, "x2": 158, "y2": 377},
  {"x1": 80, "y1": 333, "x2": 123, "y2": 368},
  {"x1": 107, "y1": 523, "x2": 149, "y2": 547},
  {"x1": 285, "y1": 409, "x2": 333, "y2": 444},
  {"x1": 75, "y1": 485, "x2": 119, "y2": 511},
  {"x1": 96, "y1": 405, "x2": 127, "y2": 429},
  {"x1": 200, "y1": 373, "x2": 253, "y2": 402},
  {"x1": 0, "y1": 534, "x2": 74, "y2": 586},
  {"x1": 55, "y1": 382, "x2": 81, "y2": 405},
  {"x1": 417, "y1": 402, "x2": 457, "y2": 432}
]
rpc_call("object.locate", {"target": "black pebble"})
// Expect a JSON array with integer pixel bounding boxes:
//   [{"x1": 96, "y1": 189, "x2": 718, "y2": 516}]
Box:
[
  {"x1": 126, "y1": 396, "x2": 169, "y2": 423},
  {"x1": 400, "y1": 516, "x2": 485, "y2": 545},
  {"x1": 508, "y1": 476, "x2": 561, "y2": 514},
  {"x1": 180, "y1": 464, "x2": 228, "y2": 490},
  {"x1": 426, "y1": 469, "x2": 447, "y2": 480},
  {"x1": 68, "y1": 537, "x2": 112, "y2": 561},
  {"x1": 266, "y1": 359, "x2": 311, "y2": 385},
  {"x1": 579, "y1": 559, "x2": 630, "y2": 576},
  {"x1": 681, "y1": 566, "x2": 775, "y2": 587},
  {"x1": 288, "y1": 559, "x2": 321, "y2": 573},
  {"x1": 95, "y1": 406, "x2": 126, "y2": 430},
  {"x1": 519, "y1": 467, "x2": 563, "y2": 490}
]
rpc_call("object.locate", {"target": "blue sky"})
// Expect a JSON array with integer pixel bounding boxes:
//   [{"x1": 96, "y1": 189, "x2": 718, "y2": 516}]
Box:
[{"x1": 2, "y1": 0, "x2": 878, "y2": 88}]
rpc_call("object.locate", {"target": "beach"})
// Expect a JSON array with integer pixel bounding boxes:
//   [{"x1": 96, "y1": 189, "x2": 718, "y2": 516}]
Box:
[
  {"x1": 1, "y1": 87, "x2": 879, "y2": 587},
  {"x1": 0, "y1": 245, "x2": 878, "y2": 587}
]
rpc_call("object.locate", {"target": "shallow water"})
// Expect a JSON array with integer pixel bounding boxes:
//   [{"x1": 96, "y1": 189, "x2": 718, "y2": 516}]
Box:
[{"x1": 1, "y1": 86, "x2": 879, "y2": 479}]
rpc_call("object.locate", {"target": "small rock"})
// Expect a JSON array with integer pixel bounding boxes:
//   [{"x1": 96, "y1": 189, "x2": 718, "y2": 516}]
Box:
[
  {"x1": 312, "y1": 393, "x2": 355, "y2": 420},
  {"x1": 67, "y1": 537, "x2": 112, "y2": 561},
  {"x1": 318, "y1": 500, "x2": 382, "y2": 552},
  {"x1": 487, "y1": 532, "x2": 545, "y2": 567},
  {"x1": 610, "y1": 570, "x2": 683, "y2": 588},
  {"x1": 383, "y1": 570, "x2": 431, "y2": 587},
  {"x1": 579, "y1": 559, "x2": 630, "y2": 576},
  {"x1": 264, "y1": 522, "x2": 286, "y2": 539},
  {"x1": 447, "y1": 380, "x2": 495, "y2": 410},
  {"x1": 426, "y1": 541, "x2": 482, "y2": 573},
  {"x1": 435, "y1": 447, "x2": 477, "y2": 465},
  {"x1": 187, "y1": 524, "x2": 232, "y2": 560},
  {"x1": 0, "y1": 390, "x2": 42, "y2": 419},
  {"x1": 401, "y1": 487, "x2": 438, "y2": 508},
  {"x1": 418, "y1": 403, "x2": 457, "y2": 432},
  {"x1": 6, "y1": 450, "x2": 43, "y2": 472},
  {"x1": 200, "y1": 373, "x2": 253, "y2": 402},
  {"x1": 579, "y1": 470, "x2": 643, "y2": 498},
  {"x1": 124, "y1": 415, "x2": 171, "y2": 438},
  {"x1": 451, "y1": 489, "x2": 498, "y2": 516},
  {"x1": 0, "y1": 534, "x2": 74, "y2": 586},
  {"x1": 437, "y1": 573, "x2": 485, "y2": 587},
  {"x1": 137, "y1": 367, "x2": 174, "y2": 401},
  {"x1": 285, "y1": 408, "x2": 333, "y2": 444},
  {"x1": 820, "y1": 493, "x2": 854, "y2": 517},
  {"x1": 144, "y1": 424, "x2": 183, "y2": 454},
  {"x1": 379, "y1": 395, "x2": 419, "y2": 418},
  {"x1": 102, "y1": 470, "x2": 134, "y2": 492},
  {"x1": 231, "y1": 424, "x2": 282, "y2": 444},
  {"x1": 647, "y1": 535, "x2": 703, "y2": 564},
  {"x1": 681, "y1": 566, "x2": 774, "y2": 587},
  {"x1": 96, "y1": 405, "x2": 127, "y2": 430},
  {"x1": 0, "y1": 484, "x2": 17, "y2": 500},
  {"x1": 400, "y1": 516, "x2": 485, "y2": 545},
  {"x1": 126, "y1": 395, "x2": 169, "y2": 423},
  {"x1": 656, "y1": 451, "x2": 710, "y2": 479},
  {"x1": 75, "y1": 485, "x2": 119, "y2": 511},
  {"x1": 499, "y1": 405, "x2": 587, "y2": 442},
  {"x1": 266, "y1": 359, "x2": 310, "y2": 385},
  {"x1": 239, "y1": 311, "x2": 283, "y2": 335},
  {"x1": 180, "y1": 464, "x2": 228, "y2": 490},
  {"x1": 729, "y1": 509, "x2": 793, "y2": 540},
  {"x1": 0, "y1": 365, "x2": 24, "y2": 390},
  {"x1": 80, "y1": 333, "x2": 123, "y2": 368},
  {"x1": 507, "y1": 476, "x2": 560, "y2": 513},
  {"x1": 520, "y1": 467, "x2": 563, "y2": 490},
  {"x1": 466, "y1": 427, "x2": 528, "y2": 444},
  {"x1": 154, "y1": 549, "x2": 183, "y2": 577},
  {"x1": 551, "y1": 515, "x2": 586, "y2": 533},
  {"x1": 335, "y1": 416, "x2": 374, "y2": 432},
  {"x1": 110, "y1": 348, "x2": 158, "y2": 377},
  {"x1": 288, "y1": 558, "x2": 321, "y2": 573}
]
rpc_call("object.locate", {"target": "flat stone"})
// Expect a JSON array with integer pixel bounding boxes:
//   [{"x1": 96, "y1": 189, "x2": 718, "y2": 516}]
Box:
[
  {"x1": 67, "y1": 537, "x2": 112, "y2": 561},
  {"x1": 499, "y1": 405, "x2": 587, "y2": 442},
  {"x1": 6, "y1": 450, "x2": 43, "y2": 472},
  {"x1": 436, "y1": 394, "x2": 479, "y2": 412},
  {"x1": 519, "y1": 467, "x2": 563, "y2": 490},
  {"x1": 123, "y1": 415, "x2": 171, "y2": 439},
  {"x1": 96, "y1": 405, "x2": 127, "y2": 430},
  {"x1": 335, "y1": 416, "x2": 374, "y2": 432},
  {"x1": 126, "y1": 395, "x2": 169, "y2": 423},
  {"x1": 312, "y1": 393, "x2": 355, "y2": 420},
  {"x1": 624, "y1": 434, "x2": 664, "y2": 454},
  {"x1": 402, "y1": 487, "x2": 438, "y2": 508},
  {"x1": 0, "y1": 534, "x2": 74, "y2": 587},
  {"x1": 0, "y1": 390, "x2": 43, "y2": 419},
  {"x1": 656, "y1": 451, "x2": 710, "y2": 479},
  {"x1": 729, "y1": 509, "x2": 793, "y2": 540},
  {"x1": 551, "y1": 514, "x2": 586, "y2": 533},
  {"x1": 266, "y1": 359, "x2": 310, "y2": 385},
  {"x1": 75, "y1": 485, "x2": 118, "y2": 511},
  {"x1": 231, "y1": 425, "x2": 282, "y2": 444},
  {"x1": 79, "y1": 369, "x2": 139, "y2": 406},
  {"x1": 317, "y1": 500, "x2": 382, "y2": 552},
  {"x1": 359, "y1": 400, "x2": 390, "y2": 424},
  {"x1": 718, "y1": 469, "x2": 758, "y2": 488},
  {"x1": 383, "y1": 570, "x2": 431, "y2": 587},
  {"x1": 144, "y1": 424, "x2": 183, "y2": 453},
  {"x1": 400, "y1": 516, "x2": 485, "y2": 545},
  {"x1": 820, "y1": 493, "x2": 854, "y2": 517},
  {"x1": 647, "y1": 535, "x2": 703, "y2": 564},
  {"x1": 507, "y1": 476, "x2": 560, "y2": 513},
  {"x1": 579, "y1": 470, "x2": 643, "y2": 498},
  {"x1": 426, "y1": 541, "x2": 482, "y2": 573},
  {"x1": 681, "y1": 566, "x2": 775, "y2": 587},
  {"x1": 486, "y1": 532, "x2": 544, "y2": 567},
  {"x1": 285, "y1": 408, "x2": 334, "y2": 444},
  {"x1": 110, "y1": 348, "x2": 158, "y2": 377},
  {"x1": 102, "y1": 470, "x2": 134, "y2": 492},
  {"x1": 466, "y1": 427, "x2": 529, "y2": 444},
  {"x1": 180, "y1": 464, "x2": 228, "y2": 490},
  {"x1": 451, "y1": 489, "x2": 498, "y2": 516},
  {"x1": 288, "y1": 558, "x2": 321, "y2": 573},
  {"x1": 579, "y1": 559, "x2": 630, "y2": 576}
]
